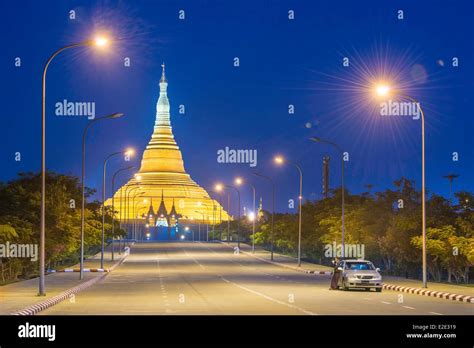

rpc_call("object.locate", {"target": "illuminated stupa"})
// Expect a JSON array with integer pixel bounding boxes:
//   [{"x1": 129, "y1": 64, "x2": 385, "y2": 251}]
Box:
[{"x1": 109, "y1": 64, "x2": 229, "y2": 237}]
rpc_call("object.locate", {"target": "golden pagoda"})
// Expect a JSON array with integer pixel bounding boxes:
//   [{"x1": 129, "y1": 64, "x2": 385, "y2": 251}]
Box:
[{"x1": 108, "y1": 64, "x2": 229, "y2": 233}]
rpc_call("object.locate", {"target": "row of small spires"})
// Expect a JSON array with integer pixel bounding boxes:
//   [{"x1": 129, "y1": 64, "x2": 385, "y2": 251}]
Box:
[
  {"x1": 143, "y1": 191, "x2": 265, "y2": 222},
  {"x1": 146, "y1": 190, "x2": 180, "y2": 221}
]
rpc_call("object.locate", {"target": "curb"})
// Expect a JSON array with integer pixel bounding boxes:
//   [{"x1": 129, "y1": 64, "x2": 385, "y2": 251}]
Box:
[
  {"x1": 11, "y1": 252, "x2": 129, "y2": 316},
  {"x1": 47, "y1": 268, "x2": 109, "y2": 273},
  {"x1": 382, "y1": 283, "x2": 474, "y2": 304}
]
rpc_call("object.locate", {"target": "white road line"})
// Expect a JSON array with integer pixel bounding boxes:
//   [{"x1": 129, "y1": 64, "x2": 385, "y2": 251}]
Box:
[
  {"x1": 363, "y1": 297, "x2": 372, "y2": 301},
  {"x1": 381, "y1": 301, "x2": 391, "y2": 304},
  {"x1": 402, "y1": 305, "x2": 415, "y2": 310},
  {"x1": 218, "y1": 275, "x2": 317, "y2": 315},
  {"x1": 429, "y1": 312, "x2": 443, "y2": 315}
]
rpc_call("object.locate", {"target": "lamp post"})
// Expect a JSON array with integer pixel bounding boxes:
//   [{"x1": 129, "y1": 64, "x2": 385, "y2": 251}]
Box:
[
  {"x1": 275, "y1": 156, "x2": 303, "y2": 267},
  {"x1": 253, "y1": 172, "x2": 275, "y2": 261},
  {"x1": 217, "y1": 184, "x2": 241, "y2": 249},
  {"x1": 101, "y1": 149, "x2": 133, "y2": 268},
  {"x1": 208, "y1": 189, "x2": 222, "y2": 241},
  {"x1": 136, "y1": 208, "x2": 148, "y2": 240},
  {"x1": 375, "y1": 85, "x2": 427, "y2": 288},
  {"x1": 111, "y1": 166, "x2": 134, "y2": 261},
  {"x1": 131, "y1": 194, "x2": 146, "y2": 239},
  {"x1": 310, "y1": 137, "x2": 345, "y2": 258},
  {"x1": 125, "y1": 185, "x2": 142, "y2": 238},
  {"x1": 235, "y1": 177, "x2": 256, "y2": 253},
  {"x1": 80, "y1": 112, "x2": 124, "y2": 280},
  {"x1": 194, "y1": 211, "x2": 205, "y2": 241},
  {"x1": 40, "y1": 36, "x2": 109, "y2": 295},
  {"x1": 197, "y1": 202, "x2": 211, "y2": 241},
  {"x1": 125, "y1": 175, "x2": 142, "y2": 230}
]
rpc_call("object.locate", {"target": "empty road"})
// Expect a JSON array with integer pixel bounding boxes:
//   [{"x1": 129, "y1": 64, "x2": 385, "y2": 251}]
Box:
[{"x1": 41, "y1": 242, "x2": 474, "y2": 315}]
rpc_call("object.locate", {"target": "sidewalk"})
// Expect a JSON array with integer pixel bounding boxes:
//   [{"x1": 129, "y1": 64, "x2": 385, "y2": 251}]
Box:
[
  {"x1": 225, "y1": 242, "x2": 474, "y2": 300},
  {"x1": 0, "y1": 249, "x2": 122, "y2": 314}
]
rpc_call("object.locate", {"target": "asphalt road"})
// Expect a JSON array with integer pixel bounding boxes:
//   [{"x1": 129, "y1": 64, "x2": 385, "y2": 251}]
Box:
[{"x1": 41, "y1": 242, "x2": 474, "y2": 315}]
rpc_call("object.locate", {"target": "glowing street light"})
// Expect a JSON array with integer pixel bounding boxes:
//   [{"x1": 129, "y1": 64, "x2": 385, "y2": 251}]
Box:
[
  {"x1": 235, "y1": 177, "x2": 256, "y2": 253},
  {"x1": 275, "y1": 155, "x2": 303, "y2": 267},
  {"x1": 39, "y1": 34, "x2": 114, "y2": 295},
  {"x1": 274, "y1": 156, "x2": 284, "y2": 164},
  {"x1": 373, "y1": 82, "x2": 427, "y2": 288},
  {"x1": 375, "y1": 84, "x2": 390, "y2": 97},
  {"x1": 94, "y1": 36, "x2": 108, "y2": 47},
  {"x1": 248, "y1": 212, "x2": 255, "y2": 222}
]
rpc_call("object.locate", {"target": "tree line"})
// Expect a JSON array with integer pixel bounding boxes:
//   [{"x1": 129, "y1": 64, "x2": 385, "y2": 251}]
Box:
[
  {"x1": 218, "y1": 178, "x2": 473, "y2": 284},
  {"x1": 0, "y1": 172, "x2": 124, "y2": 284}
]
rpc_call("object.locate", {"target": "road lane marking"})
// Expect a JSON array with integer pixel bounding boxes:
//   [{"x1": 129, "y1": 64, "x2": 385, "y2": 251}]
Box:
[
  {"x1": 429, "y1": 312, "x2": 443, "y2": 315},
  {"x1": 402, "y1": 305, "x2": 415, "y2": 310},
  {"x1": 217, "y1": 275, "x2": 317, "y2": 315},
  {"x1": 381, "y1": 301, "x2": 391, "y2": 304}
]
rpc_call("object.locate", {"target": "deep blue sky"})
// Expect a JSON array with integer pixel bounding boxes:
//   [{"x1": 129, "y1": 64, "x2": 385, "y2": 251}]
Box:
[{"x1": 1, "y1": 0, "x2": 473, "y2": 215}]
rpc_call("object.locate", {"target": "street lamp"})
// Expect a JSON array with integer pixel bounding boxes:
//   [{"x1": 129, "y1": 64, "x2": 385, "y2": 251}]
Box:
[
  {"x1": 215, "y1": 184, "x2": 231, "y2": 242},
  {"x1": 126, "y1": 186, "x2": 143, "y2": 238},
  {"x1": 101, "y1": 149, "x2": 133, "y2": 268},
  {"x1": 80, "y1": 112, "x2": 124, "y2": 280},
  {"x1": 274, "y1": 155, "x2": 303, "y2": 267},
  {"x1": 374, "y1": 84, "x2": 428, "y2": 288},
  {"x1": 39, "y1": 35, "x2": 110, "y2": 295},
  {"x1": 194, "y1": 211, "x2": 205, "y2": 241},
  {"x1": 112, "y1": 165, "x2": 135, "y2": 261},
  {"x1": 217, "y1": 183, "x2": 241, "y2": 248},
  {"x1": 131, "y1": 193, "x2": 146, "y2": 239},
  {"x1": 235, "y1": 177, "x2": 256, "y2": 253},
  {"x1": 197, "y1": 201, "x2": 210, "y2": 241},
  {"x1": 208, "y1": 189, "x2": 223, "y2": 241},
  {"x1": 310, "y1": 137, "x2": 346, "y2": 258},
  {"x1": 253, "y1": 172, "x2": 276, "y2": 261}
]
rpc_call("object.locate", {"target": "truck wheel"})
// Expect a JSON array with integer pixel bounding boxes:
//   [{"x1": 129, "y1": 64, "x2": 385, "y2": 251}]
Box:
[{"x1": 376, "y1": 288, "x2": 382, "y2": 293}]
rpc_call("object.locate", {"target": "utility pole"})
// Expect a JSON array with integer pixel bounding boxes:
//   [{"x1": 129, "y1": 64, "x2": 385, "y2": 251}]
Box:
[{"x1": 442, "y1": 174, "x2": 459, "y2": 201}]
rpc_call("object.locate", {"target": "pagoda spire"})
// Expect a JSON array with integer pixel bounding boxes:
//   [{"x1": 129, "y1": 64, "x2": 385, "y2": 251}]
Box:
[
  {"x1": 157, "y1": 190, "x2": 168, "y2": 218},
  {"x1": 160, "y1": 62, "x2": 167, "y2": 83}
]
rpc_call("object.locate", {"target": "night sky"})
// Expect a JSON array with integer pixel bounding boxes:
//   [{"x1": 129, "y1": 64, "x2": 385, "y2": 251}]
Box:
[{"x1": 1, "y1": 0, "x2": 473, "y2": 215}]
